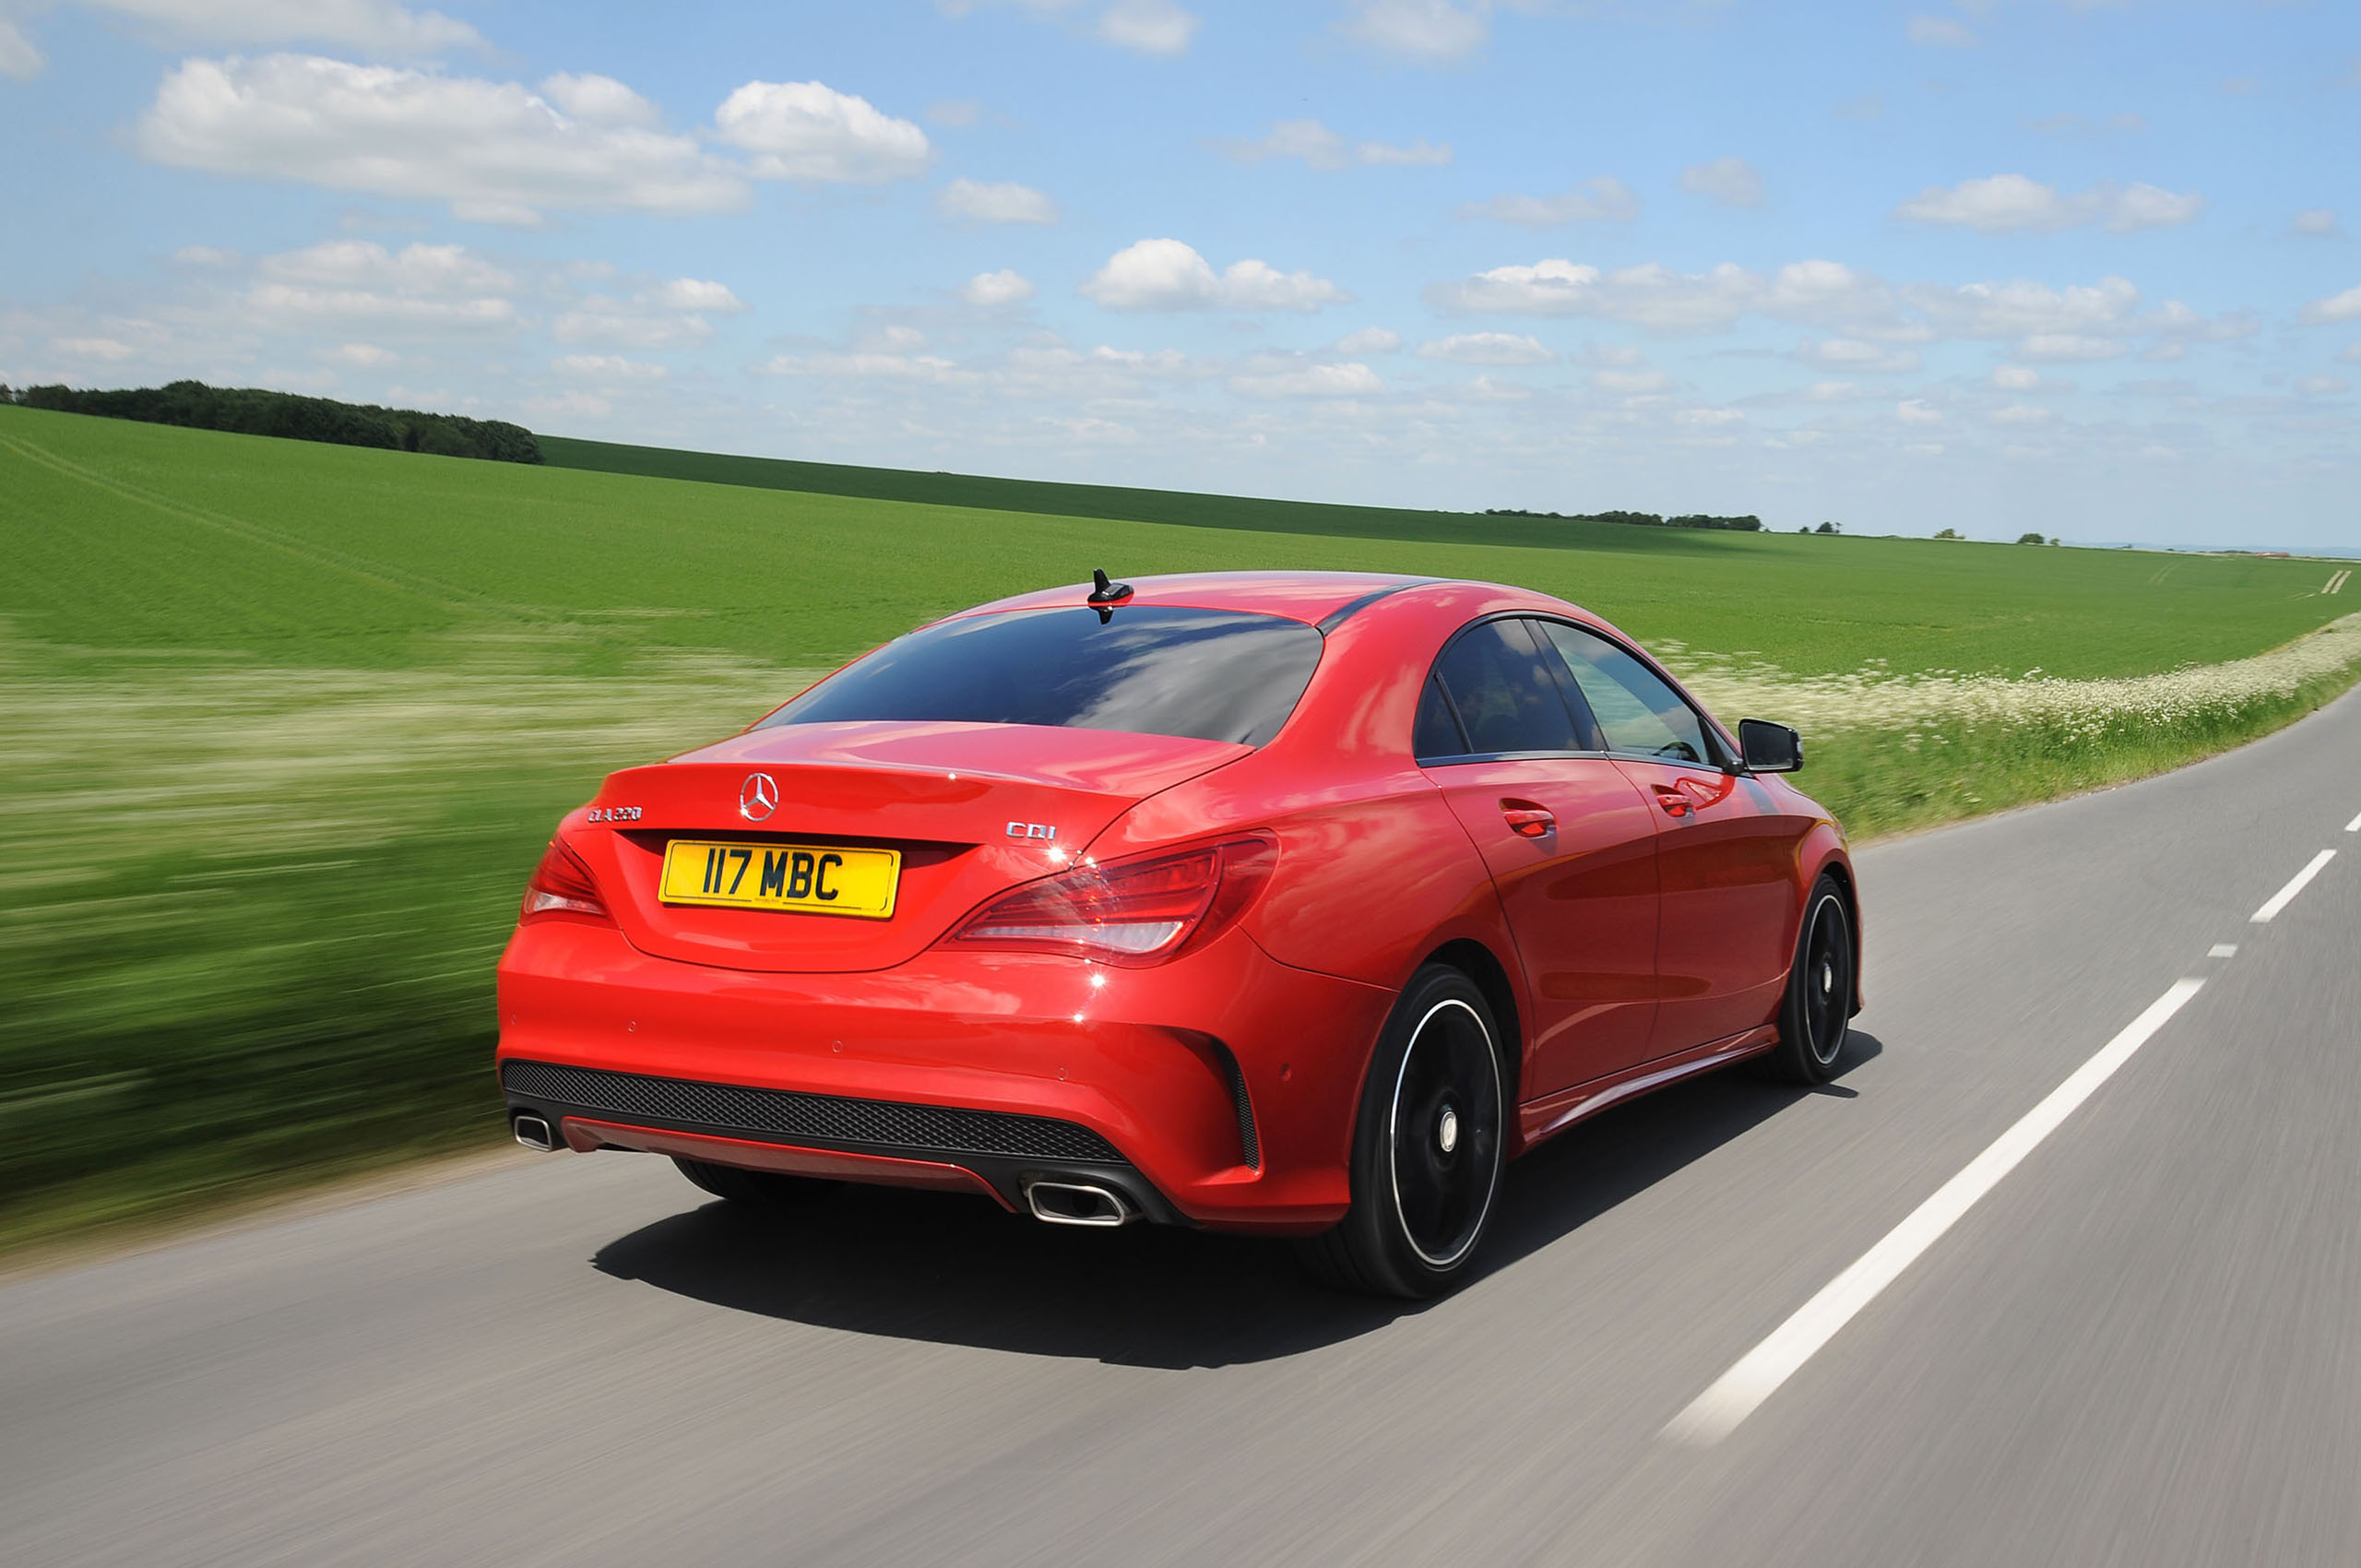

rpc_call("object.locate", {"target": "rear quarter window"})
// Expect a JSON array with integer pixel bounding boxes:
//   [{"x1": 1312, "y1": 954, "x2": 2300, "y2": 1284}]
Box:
[{"x1": 760, "y1": 606, "x2": 1325, "y2": 746}]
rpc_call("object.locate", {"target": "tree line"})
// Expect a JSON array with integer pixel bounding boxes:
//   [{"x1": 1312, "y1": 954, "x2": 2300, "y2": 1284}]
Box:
[
  {"x1": 0, "y1": 381, "x2": 542, "y2": 465},
  {"x1": 1481, "y1": 507, "x2": 1763, "y2": 531}
]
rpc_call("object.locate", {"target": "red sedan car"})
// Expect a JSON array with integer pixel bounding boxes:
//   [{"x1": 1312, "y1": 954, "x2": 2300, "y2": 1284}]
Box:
[{"x1": 499, "y1": 570, "x2": 1858, "y2": 1296}]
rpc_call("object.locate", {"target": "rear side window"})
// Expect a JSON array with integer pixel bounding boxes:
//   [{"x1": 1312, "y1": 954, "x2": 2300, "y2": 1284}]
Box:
[
  {"x1": 1428, "y1": 619, "x2": 1584, "y2": 756},
  {"x1": 760, "y1": 606, "x2": 1323, "y2": 746},
  {"x1": 1538, "y1": 622, "x2": 1716, "y2": 765}
]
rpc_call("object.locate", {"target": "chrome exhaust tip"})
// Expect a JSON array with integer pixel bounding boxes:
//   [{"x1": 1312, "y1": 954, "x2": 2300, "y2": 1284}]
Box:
[
  {"x1": 1026, "y1": 1180, "x2": 1135, "y2": 1228},
  {"x1": 511, "y1": 1112, "x2": 557, "y2": 1152}
]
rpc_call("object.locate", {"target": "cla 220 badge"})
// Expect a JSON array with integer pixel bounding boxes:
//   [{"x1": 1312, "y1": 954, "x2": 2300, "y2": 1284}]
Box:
[{"x1": 585, "y1": 806, "x2": 641, "y2": 824}]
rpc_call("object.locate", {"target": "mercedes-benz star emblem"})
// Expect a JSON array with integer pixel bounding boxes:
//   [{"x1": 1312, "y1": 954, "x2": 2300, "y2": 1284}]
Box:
[{"x1": 738, "y1": 772, "x2": 779, "y2": 822}]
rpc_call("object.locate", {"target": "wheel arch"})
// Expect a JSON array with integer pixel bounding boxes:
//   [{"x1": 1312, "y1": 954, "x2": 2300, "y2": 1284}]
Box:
[
  {"x1": 1807, "y1": 852, "x2": 1865, "y2": 1016},
  {"x1": 1420, "y1": 936, "x2": 1524, "y2": 1111}
]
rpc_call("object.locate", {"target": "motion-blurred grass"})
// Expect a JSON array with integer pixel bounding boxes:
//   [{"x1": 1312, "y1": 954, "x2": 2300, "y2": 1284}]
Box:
[{"x1": 3, "y1": 404, "x2": 2355, "y2": 1250}]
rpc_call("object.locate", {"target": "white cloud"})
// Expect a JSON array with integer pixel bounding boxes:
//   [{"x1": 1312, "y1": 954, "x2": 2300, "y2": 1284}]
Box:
[
  {"x1": 1894, "y1": 174, "x2": 2203, "y2": 233},
  {"x1": 1080, "y1": 238, "x2": 1349, "y2": 312},
  {"x1": 246, "y1": 239, "x2": 517, "y2": 330},
  {"x1": 1594, "y1": 367, "x2": 1672, "y2": 394},
  {"x1": 1229, "y1": 362, "x2": 1384, "y2": 398},
  {"x1": 325, "y1": 341, "x2": 395, "y2": 365},
  {"x1": 2294, "y1": 375, "x2": 2348, "y2": 397},
  {"x1": 1430, "y1": 258, "x2": 1754, "y2": 333},
  {"x1": 1912, "y1": 275, "x2": 2142, "y2": 338},
  {"x1": 1340, "y1": 0, "x2": 1488, "y2": 62},
  {"x1": 1907, "y1": 14, "x2": 1975, "y2": 48},
  {"x1": 553, "y1": 353, "x2": 667, "y2": 380},
  {"x1": 937, "y1": 177, "x2": 1057, "y2": 223},
  {"x1": 755, "y1": 349, "x2": 972, "y2": 384},
  {"x1": 172, "y1": 244, "x2": 242, "y2": 267},
  {"x1": 1680, "y1": 157, "x2": 1763, "y2": 208},
  {"x1": 2299, "y1": 284, "x2": 2361, "y2": 325},
  {"x1": 961, "y1": 268, "x2": 1037, "y2": 305},
  {"x1": 649, "y1": 278, "x2": 746, "y2": 313},
  {"x1": 1224, "y1": 118, "x2": 1350, "y2": 169},
  {"x1": 1797, "y1": 338, "x2": 1921, "y2": 373},
  {"x1": 713, "y1": 80, "x2": 930, "y2": 183},
  {"x1": 927, "y1": 99, "x2": 981, "y2": 127},
  {"x1": 80, "y1": 0, "x2": 482, "y2": 54},
  {"x1": 1904, "y1": 173, "x2": 2077, "y2": 232},
  {"x1": 136, "y1": 55, "x2": 747, "y2": 224},
  {"x1": 1460, "y1": 375, "x2": 1529, "y2": 402},
  {"x1": 1097, "y1": 0, "x2": 1197, "y2": 55},
  {"x1": 1417, "y1": 331, "x2": 1552, "y2": 365},
  {"x1": 2342, "y1": 342, "x2": 2361, "y2": 363},
  {"x1": 0, "y1": 18, "x2": 45, "y2": 77},
  {"x1": 2108, "y1": 184, "x2": 2205, "y2": 232},
  {"x1": 1991, "y1": 404, "x2": 2050, "y2": 424},
  {"x1": 1431, "y1": 255, "x2": 2241, "y2": 363},
  {"x1": 1335, "y1": 327, "x2": 1401, "y2": 354},
  {"x1": 2292, "y1": 208, "x2": 2342, "y2": 238},
  {"x1": 1359, "y1": 136, "x2": 1452, "y2": 167},
  {"x1": 1460, "y1": 175, "x2": 1639, "y2": 228},
  {"x1": 1897, "y1": 398, "x2": 1944, "y2": 423},
  {"x1": 551, "y1": 277, "x2": 746, "y2": 349},
  {"x1": 540, "y1": 73, "x2": 660, "y2": 128},
  {"x1": 1220, "y1": 119, "x2": 1452, "y2": 171},
  {"x1": 53, "y1": 336, "x2": 139, "y2": 361},
  {"x1": 1993, "y1": 363, "x2": 2041, "y2": 390},
  {"x1": 2018, "y1": 332, "x2": 2129, "y2": 362}
]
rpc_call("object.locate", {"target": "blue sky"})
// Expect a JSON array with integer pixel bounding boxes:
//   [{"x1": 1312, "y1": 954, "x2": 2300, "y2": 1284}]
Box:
[{"x1": 2, "y1": 1, "x2": 2355, "y2": 545}]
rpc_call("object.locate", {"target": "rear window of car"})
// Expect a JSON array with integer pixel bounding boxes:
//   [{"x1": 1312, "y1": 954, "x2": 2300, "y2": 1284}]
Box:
[{"x1": 758, "y1": 606, "x2": 1325, "y2": 746}]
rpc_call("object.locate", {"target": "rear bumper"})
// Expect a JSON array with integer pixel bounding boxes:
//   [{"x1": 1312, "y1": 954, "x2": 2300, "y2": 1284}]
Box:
[{"x1": 495, "y1": 917, "x2": 1395, "y2": 1231}]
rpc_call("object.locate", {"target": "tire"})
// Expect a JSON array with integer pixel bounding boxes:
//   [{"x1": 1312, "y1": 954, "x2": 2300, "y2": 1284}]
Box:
[
  {"x1": 1297, "y1": 964, "x2": 1507, "y2": 1299},
  {"x1": 673, "y1": 1157, "x2": 841, "y2": 1209},
  {"x1": 1761, "y1": 875, "x2": 1856, "y2": 1085}
]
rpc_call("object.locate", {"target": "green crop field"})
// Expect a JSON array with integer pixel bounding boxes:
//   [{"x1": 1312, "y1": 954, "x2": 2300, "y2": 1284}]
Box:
[{"x1": 4, "y1": 401, "x2": 2356, "y2": 1253}]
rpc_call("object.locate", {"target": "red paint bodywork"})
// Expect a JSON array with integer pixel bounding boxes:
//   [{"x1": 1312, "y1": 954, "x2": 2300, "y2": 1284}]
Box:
[{"x1": 496, "y1": 573, "x2": 1857, "y2": 1232}]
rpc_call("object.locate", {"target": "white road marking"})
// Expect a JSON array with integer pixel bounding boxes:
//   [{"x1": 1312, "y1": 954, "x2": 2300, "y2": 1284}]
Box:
[
  {"x1": 1665, "y1": 978, "x2": 2208, "y2": 1446},
  {"x1": 2208, "y1": 944, "x2": 2237, "y2": 957},
  {"x1": 2325, "y1": 568, "x2": 2351, "y2": 596},
  {"x1": 2250, "y1": 849, "x2": 2337, "y2": 923},
  {"x1": 2346, "y1": 810, "x2": 2361, "y2": 834}
]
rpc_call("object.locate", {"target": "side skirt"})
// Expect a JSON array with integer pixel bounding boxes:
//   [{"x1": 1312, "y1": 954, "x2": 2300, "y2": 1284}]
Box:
[{"x1": 1513, "y1": 1026, "x2": 1778, "y2": 1153}]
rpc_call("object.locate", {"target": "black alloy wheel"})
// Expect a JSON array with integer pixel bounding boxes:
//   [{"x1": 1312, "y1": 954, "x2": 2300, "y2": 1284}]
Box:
[
  {"x1": 1762, "y1": 875, "x2": 1855, "y2": 1085},
  {"x1": 1299, "y1": 964, "x2": 1506, "y2": 1298},
  {"x1": 673, "y1": 1157, "x2": 842, "y2": 1209}
]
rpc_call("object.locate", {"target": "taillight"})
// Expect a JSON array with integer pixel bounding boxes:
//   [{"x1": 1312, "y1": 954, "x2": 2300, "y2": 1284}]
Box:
[
  {"x1": 951, "y1": 836, "x2": 1277, "y2": 966},
  {"x1": 521, "y1": 838, "x2": 610, "y2": 921}
]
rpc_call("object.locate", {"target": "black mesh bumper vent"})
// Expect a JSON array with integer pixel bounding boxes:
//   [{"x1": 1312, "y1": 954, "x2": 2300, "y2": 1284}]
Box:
[{"x1": 501, "y1": 1059, "x2": 1123, "y2": 1164}]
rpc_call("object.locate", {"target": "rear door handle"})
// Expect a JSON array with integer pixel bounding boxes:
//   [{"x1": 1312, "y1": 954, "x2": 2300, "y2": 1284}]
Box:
[
  {"x1": 1500, "y1": 802, "x2": 1555, "y2": 838},
  {"x1": 1652, "y1": 786, "x2": 1692, "y2": 818}
]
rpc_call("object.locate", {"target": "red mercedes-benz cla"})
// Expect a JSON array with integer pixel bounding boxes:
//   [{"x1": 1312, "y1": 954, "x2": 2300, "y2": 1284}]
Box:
[{"x1": 498, "y1": 570, "x2": 1858, "y2": 1296}]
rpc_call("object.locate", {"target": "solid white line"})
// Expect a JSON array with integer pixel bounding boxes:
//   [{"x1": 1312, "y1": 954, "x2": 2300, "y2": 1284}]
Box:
[
  {"x1": 1664, "y1": 978, "x2": 2208, "y2": 1446},
  {"x1": 2250, "y1": 849, "x2": 2337, "y2": 923}
]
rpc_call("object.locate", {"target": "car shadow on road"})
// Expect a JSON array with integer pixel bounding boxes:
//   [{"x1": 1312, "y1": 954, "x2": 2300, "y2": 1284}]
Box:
[{"x1": 590, "y1": 1032, "x2": 1883, "y2": 1370}]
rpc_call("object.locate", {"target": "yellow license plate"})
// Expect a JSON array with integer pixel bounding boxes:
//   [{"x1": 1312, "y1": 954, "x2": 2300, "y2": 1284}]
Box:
[{"x1": 658, "y1": 840, "x2": 899, "y2": 920}]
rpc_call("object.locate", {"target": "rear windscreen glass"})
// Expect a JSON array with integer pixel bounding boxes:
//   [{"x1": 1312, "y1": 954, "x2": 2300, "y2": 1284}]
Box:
[{"x1": 759, "y1": 606, "x2": 1324, "y2": 746}]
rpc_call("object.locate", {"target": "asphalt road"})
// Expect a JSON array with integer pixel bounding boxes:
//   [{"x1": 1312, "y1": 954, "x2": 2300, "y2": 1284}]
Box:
[{"x1": 6, "y1": 690, "x2": 2358, "y2": 1568}]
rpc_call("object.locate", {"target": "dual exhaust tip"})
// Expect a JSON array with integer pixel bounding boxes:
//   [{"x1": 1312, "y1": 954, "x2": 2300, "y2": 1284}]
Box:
[{"x1": 515, "y1": 1112, "x2": 1133, "y2": 1227}]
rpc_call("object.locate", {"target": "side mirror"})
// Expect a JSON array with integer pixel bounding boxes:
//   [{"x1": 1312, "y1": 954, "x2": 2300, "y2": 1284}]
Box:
[{"x1": 1738, "y1": 719, "x2": 1803, "y2": 773}]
